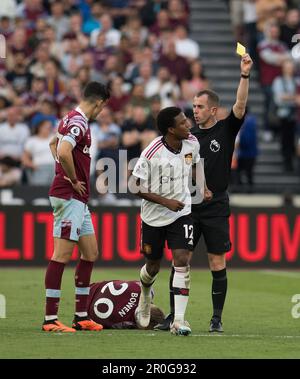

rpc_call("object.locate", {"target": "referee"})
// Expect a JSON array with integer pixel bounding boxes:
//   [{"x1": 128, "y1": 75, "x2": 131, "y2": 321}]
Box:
[{"x1": 156, "y1": 53, "x2": 253, "y2": 333}]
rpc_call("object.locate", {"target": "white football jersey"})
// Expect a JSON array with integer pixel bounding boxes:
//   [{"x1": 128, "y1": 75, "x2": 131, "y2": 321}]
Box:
[{"x1": 133, "y1": 135, "x2": 200, "y2": 227}]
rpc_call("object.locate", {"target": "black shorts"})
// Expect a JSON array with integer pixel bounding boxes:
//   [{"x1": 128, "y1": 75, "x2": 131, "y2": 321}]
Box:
[
  {"x1": 192, "y1": 193, "x2": 231, "y2": 254},
  {"x1": 141, "y1": 215, "x2": 194, "y2": 260}
]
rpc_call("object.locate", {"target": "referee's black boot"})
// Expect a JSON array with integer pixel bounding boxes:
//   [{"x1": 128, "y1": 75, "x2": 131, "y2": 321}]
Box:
[
  {"x1": 209, "y1": 317, "x2": 223, "y2": 333},
  {"x1": 153, "y1": 313, "x2": 173, "y2": 331}
]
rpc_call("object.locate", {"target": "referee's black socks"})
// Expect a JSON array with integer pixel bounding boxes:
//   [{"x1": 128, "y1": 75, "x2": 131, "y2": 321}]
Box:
[{"x1": 211, "y1": 268, "x2": 227, "y2": 320}]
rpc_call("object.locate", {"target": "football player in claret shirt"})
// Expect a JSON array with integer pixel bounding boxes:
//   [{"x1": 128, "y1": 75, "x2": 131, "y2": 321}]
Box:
[
  {"x1": 42, "y1": 82, "x2": 110, "y2": 333},
  {"x1": 130, "y1": 106, "x2": 212, "y2": 336},
  {"x1": 87, "y1": 280, "x2": 165, "y2": 329}
]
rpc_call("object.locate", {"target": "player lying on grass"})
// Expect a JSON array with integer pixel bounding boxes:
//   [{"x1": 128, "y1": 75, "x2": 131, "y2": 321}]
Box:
[{"x1": 87, "y1": 280, "x2": 165, "y2": 329}]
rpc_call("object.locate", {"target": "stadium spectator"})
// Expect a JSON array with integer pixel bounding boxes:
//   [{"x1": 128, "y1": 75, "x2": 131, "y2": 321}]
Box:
[
  {"x1": 90, "y1": 13, "x2": 121, "y2": 48},
  {"x1": 87, "y1": 280, "x2": 165, "y2": 329},
  {"x1": 280, "y1": 7, "x2": 300, "y2": 50},
  {"x1": 256, "y1": 0, "x2": 287, "y2": 33},
  {"x1": 8, "y1": 26, "x2": 31, "y2": 57},
  {"x1": 0, "y1": 15, "x2": 14, "y2": 39},
  {"x1": 60, "y1": 37, "x2": 84, "y2": 77},
  {"x1": 135, "y1": 61, "x2": 160, "y2": 98},
  {"x1": 159, "y1": 39, "x2": 191, "y2": 83},
  {"x1": 43, "y1": 81, "x2": 110, "y2": 333},
  {"x1": 178, "y1": 63, "x2": 210, "y2": 118},
  {"x1": 30, "y1": 99, "x2": 58, "y2": 130},
  {"x1": 258, "y1": 21, "x2": 290, "y2": 141},
  {"x1": 28, "y1": 40, "x2": 51, "y2": 78},
  {"x1": 90, "y1": 31, "x2": 115, "y2": 72},
  {"x1": 149, "y1": 9, "x2": 171, "y2": 37},
  {"x1": 82, "y1": 1, "x2": 105, "y2": 35},
  {"x1": 0, "y1": 0, "x2": 17, "y2": 19},
  {"x1": 43, "y1": 24, "x2": 64, "y2": 61},
  {"x1": 0, "y1": 156, "x2": 22, "y2": 187},
  {"x1": 236, "y1": 110, "x2": 258, "y2": 192},
  {"x1": 90, "y1": 107, "x2": 121, "y2": 173},
  {"x1": 121, "y1": 105, "x2": 158, "y2": 163},
  {"x1": 47, "y1": 0, "x2": 70, "y2": 41},
  {"x1": 272, "y1": 59, "x2": 297, "y2": 171},
  {"x1": 167, "y1": 0, "x2": 189, "y2": 29},
  {"x1": 107, "y1": 75, "x2": 130, "y2": 113},
  {"x1": 5, "y1": 51, "x2": 32, "y2": 95},
  {"x1": 157, "y1": 66, "x2": 180, "y2": 108},
  {"x1": 22, "y1": 119, "x2": 55, "y2": 185},
  {"x1": 121, "y1": 15, "x2": 148, "y2": 46},
  {"x1": 44, "y1": 59, "x2": 65, "y2": 98},
  {"x1": 0, "y1": 106, "x2": 30, "y2": 165},
  {"x1": 174, "y1": 25, "x2": 200, "y2": 61},
  {"x1": 62, "y1": 12, "x2": 89, "y2": 49},
  {"x1": 130, "y1": 83, "x2": 152, "y2": 112},
  {"x1": 21, "y1": 76, "x2": 45, "y2": 117}
]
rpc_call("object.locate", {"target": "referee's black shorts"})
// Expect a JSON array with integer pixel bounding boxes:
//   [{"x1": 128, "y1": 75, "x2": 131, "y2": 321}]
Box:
[
  {"x1": 140, "y1": 214, "x2": 194, "y2": 260},
  {"x1": 192, "y1": 192, "x2": 231, "y2": 255}
]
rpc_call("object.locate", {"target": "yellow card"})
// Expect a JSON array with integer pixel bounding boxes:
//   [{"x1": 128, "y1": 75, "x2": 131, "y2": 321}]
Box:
[{"x1": 236, "y1": 42, "x2": 246, "y2": 56}]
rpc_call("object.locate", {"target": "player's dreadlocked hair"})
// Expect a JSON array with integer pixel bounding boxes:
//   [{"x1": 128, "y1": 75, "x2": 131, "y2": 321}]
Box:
[
  {"x1": 147, "y1": 305, "x2": 165, "y2": 330},
  {"x1": 156, "y1": 106, "x2": 182, "y2": 136},
  {"x1": 83, "y1": 81, "x2": 110, "y2": 103}
]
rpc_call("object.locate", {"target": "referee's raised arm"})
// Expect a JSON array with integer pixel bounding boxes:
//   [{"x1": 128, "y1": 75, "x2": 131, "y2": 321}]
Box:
[{"x1": 232, "y1": 53, "x2": 253, "y2": 119}]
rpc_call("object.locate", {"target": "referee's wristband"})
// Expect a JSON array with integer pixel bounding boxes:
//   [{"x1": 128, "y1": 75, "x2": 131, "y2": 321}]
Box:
[
  {"x1": 71, "y1": 178, "x2": 78, "y2": 184},
  {"x1": 241, "y1": 73, "x2": 250, "y2": 79}
]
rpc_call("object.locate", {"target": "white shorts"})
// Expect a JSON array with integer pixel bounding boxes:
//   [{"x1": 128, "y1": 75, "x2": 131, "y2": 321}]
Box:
[{"x1": 50, "y1": 196, "x2": 94, "y2": 242}]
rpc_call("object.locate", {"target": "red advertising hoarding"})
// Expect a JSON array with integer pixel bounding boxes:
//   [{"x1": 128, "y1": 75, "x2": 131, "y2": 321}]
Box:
[{"x1": 0, "y1": 206, "x2": 299, "y2": 267}]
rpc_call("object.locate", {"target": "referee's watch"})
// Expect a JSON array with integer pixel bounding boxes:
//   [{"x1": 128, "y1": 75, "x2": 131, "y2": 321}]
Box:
[{"x1": 241, "y1": 73, "x2": 250, "y2": 79}]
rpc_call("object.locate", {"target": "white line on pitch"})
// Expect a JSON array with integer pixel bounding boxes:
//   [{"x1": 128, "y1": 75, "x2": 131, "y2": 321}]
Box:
[{"x1": 258, "y1": 270, "x2": 300, "y2": 278}]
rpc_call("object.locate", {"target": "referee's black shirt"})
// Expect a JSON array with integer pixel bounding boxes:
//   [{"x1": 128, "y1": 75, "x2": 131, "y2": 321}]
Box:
[{"x1": 191, "y1": 109, "x2": 245, "y2": 212}]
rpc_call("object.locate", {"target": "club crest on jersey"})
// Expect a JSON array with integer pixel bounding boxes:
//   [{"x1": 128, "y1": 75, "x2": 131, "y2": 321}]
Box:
[
  {"x1": 184, "y1": 153, "x2": 193, "y2": 164},
  {"x1": 70, "y1": 126, "x2": 80, "y2": 136},
  {"x1": 210, "y1": 139, "x2": 220, "y2": 152},
  {"x1": 143, "y1": 243, "x2": 152, "y2": 254}
]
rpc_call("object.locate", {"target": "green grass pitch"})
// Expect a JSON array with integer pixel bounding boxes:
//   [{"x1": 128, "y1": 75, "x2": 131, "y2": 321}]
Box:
[{"x1": 0, "y1": 267, "x2": 300, "y2": 359}]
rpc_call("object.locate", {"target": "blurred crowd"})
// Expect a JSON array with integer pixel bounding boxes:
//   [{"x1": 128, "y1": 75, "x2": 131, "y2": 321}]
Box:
[
  {"x1": 0, "y1": 0, "x2": 210, "y2": 196},
  {"x1": 2, "y1": 0, "x2": 300, "y2": 196},
  {"x1": 227, "y1": 0, "x2": 300, "y2": 175}
]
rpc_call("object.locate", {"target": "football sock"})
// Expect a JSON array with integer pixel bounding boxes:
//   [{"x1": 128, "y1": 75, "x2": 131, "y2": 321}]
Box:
[
  {"x1": 172, "y1": 266, "x2": 190, "y2": 323},
  {"x1": 169, "y1": 266, "x2": 175, "y2": 316},
  {"x1": 75, "y1": 259, "x2": 94, "y2": 317},
  {"x1": 45, "y1": 260, "x2": 65, "y2": 320},
  {"x1": 211, "y1": 268, "x2": 227, "y2": 320},
  {"x1": 139, "y1": 264, "x2": 157, "y2": 297}
]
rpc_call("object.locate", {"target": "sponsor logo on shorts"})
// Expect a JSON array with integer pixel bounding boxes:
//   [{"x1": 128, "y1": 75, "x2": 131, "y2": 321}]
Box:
[
  {"x1": 61, "y1": 219, "x2": 72, "y2": 227},
  {"x1": 184, "y1": 153, "x2": 193, "y2": 165},
  {"x1": 143, "y1": 243, "x2": 152, "y2": 254}
]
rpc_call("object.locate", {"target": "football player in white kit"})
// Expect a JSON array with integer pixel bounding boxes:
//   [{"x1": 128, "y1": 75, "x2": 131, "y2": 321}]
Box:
[{"x1": 131, "y1": 106, "x2": 212, "y2": 336}]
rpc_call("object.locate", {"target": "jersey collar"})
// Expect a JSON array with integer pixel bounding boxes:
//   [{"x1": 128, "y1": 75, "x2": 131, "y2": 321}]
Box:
[
  {"x1": 162, "y1": 137, "x2": 182, "y2": 155},
  {"x1": 75, "y1": 106, "x2": 89, "y2": 122}
]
